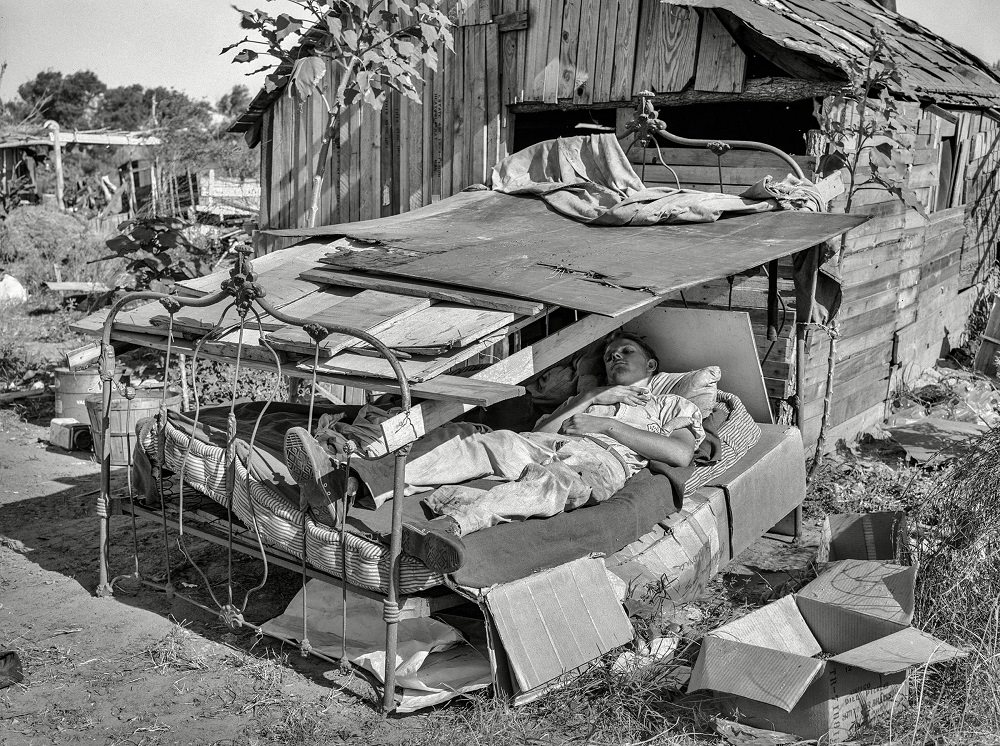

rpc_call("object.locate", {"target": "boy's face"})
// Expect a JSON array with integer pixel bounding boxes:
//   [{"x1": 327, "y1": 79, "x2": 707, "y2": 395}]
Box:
[{"x1": 603, "y1": 338, "x2": 656, "y2": 386}]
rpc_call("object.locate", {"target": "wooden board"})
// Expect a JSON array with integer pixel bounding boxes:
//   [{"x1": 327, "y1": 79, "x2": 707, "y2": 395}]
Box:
[
  {"x1": 352, "y1": 303, "x2": 520, "y2": 351},
  {"x1": 631, "y1": 2, "x2": 698, "y2": 95},
  {"x1": 265, "y1": 290, "x2": 431, "y2": 357},
  {"x1": 623, "y1": 307, "x2": 773, "y2": 423},
  {"x1": 306, "y1": 309, "x2": 541, "y2": 382},
  {"x1": 610, "y1": 0, "x2": 640, "y2": 101},
  {"x1": 303, "y1": 265, "x2": 544, "y2": 315},
  {"x1": 694, "y1": 10, "x2": 746, "y2": 93}
]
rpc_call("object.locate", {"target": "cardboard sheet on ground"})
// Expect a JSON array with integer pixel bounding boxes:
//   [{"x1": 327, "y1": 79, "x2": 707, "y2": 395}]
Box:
[
  {"x1": 261, "y1": 581, "x2": 491, "y2": 711},
  {"x1": 886, "y1": 416, "x2": 987, "y2": 463}
]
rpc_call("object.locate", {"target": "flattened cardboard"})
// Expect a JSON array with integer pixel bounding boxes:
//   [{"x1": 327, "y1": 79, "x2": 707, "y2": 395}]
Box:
[
  {"x1": 624, "y1": 307, "x2": 772, "y2": 423},
  {"x1": 484, "y1": 556, "x2": 633, "y2": 696},
  {"x1": 830, "y1": 626, "x2": 966, "y2": 674},
  {"x1": 818, "y1": 512, "x2": 909, "y2": 563},
  {"x1": 691, "y1": 635, "x2": 825, "y2": 712},
  {"x1": 605, "y1": 488, "x2": 729, "y2": 601},
  {"x1": 797, "y1": 559, "x2": 916, "y2": 625},
  {"x1": 712, "y1": 426, "x2": 806, "y2": 560},
  {"x1": 711, "y1": 596, "x2": 821, "y2": 658}
]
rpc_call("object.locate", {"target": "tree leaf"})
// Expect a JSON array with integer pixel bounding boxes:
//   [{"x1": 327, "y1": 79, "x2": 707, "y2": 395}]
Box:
[
  {"x1": 290, "y1": 57, "x2": 327, "y2": 102},
  {"x1": 234, "y1": 49, "x2": 259, "y2": 63},
  {"x1": 274, "y1": 13, "x2": 304, "y2": 41}
]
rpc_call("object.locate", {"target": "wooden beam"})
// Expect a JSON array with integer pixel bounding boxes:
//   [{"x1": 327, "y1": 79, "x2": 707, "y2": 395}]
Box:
[{"x1": 509, "y1": 77, "x2": 842, "y2": 113}]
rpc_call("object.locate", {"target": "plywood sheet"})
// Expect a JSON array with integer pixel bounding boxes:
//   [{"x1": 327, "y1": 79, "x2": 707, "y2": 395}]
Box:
[{"x1": 276, "y1": 191, "x2": 865, "y2": 317}]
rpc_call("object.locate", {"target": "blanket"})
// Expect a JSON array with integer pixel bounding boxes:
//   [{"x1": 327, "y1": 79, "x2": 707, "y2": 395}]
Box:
[{"x1": 491, "y1": 134, "x2": 822, "y2": 226}]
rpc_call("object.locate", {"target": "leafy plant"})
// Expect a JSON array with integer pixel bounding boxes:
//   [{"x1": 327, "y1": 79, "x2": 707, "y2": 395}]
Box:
[
  {"x1": 228, "y1": 0, "x2": 453, "y2": 226},
  {"x1": 103, "y1": 217, "x2": 216, "y2": 293},
  {"x1": 815, "y1": 26, "x2": 925, "y2": 217}
]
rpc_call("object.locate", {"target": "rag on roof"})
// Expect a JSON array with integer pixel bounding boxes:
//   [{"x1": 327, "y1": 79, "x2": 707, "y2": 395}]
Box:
[{"x1": 490, "y1": 134, "x2": 822, "y2": 226}]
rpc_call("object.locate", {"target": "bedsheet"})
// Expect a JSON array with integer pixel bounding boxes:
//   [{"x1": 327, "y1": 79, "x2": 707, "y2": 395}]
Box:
[{"x1": 133, "y1": 393, "x2": 758, "y2": 592}]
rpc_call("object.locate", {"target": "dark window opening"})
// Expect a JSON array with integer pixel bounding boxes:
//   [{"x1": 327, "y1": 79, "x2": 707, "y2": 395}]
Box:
[
  {"x1": 936, "y1": 135, "x2": 956, "y2": 212},
  {"x1": 512, "y1": 99, "x2": 817, "y2": 157},
  {"x1": 653, "y1": 99, "x2": 817, "y2": 155},
  {"x1": 512, "y1": 109, "x2": 618, "y2": 152}
]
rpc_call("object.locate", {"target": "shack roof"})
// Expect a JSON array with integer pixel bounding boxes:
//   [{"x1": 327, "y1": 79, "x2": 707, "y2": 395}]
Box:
[
  {"x1": 667, "y1": 0, "x2": 1000, "y2": 107},
  {"x1": 230, "y1": 0, "x2": 1000, "y2": 142}
]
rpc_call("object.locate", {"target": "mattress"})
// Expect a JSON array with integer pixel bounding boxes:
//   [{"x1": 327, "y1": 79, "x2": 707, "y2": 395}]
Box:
[
  {"x1": 135, "y1": 404, "x2": 445, "y2": 595},
  {"x1": 134, "y1": 393, "x2": 759, "y2": 593}
]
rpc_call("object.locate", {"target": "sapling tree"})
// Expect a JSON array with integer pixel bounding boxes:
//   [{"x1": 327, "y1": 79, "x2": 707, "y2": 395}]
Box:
[
  {"x1": 807, "y1": 27, "x2": 923, "y2": 473},
  {"x1": 227, "y1": 0, "x2": 453, "y2": 227}
]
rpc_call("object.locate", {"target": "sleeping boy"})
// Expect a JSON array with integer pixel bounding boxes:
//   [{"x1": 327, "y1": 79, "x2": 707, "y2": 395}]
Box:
[{"x1": 284, "y1": 332, "x2": 704, "y2": 573}]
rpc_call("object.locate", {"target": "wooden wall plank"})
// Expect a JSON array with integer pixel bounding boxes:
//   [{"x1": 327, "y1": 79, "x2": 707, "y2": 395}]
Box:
[
  {"x1": 486, "y1": 24, "x2": 502, "y2": 171},
  {"x1": 632, "y1": 2, "x2": 698, "y2": 95},
  {"x1": 525, "y1": 0, "x2": 554, "y2": 100},
  {"x1": 694, "y1": 9, "x2": 746, "y2": 93},
  {"x1": 572, "y1": 0, "x2": 601, "y2": 104},
  {"x1": 422, "y1": 66, "x2": 435, "y2": 207},
  {"x1": 431, "y1": 58, "x2": 445, "y2": 203},
  {"x1": 610, "y1": 0, "x2": 641, "y2": 100},
  {"x1": 452, "y1": 28, "x2": 467, "y2": 190},
  {"x1": 469, "y1": 26, "x2": 488, "y2": 184},
  {"x1": 592, "y1": 0, "x2": 620, "y2": 103},
  {"x1": 541, "y1": 0, "x2": 565, "y2": 102},
  {"x1": 557, "y1": 0, "x2": 583, "y2": 100}
]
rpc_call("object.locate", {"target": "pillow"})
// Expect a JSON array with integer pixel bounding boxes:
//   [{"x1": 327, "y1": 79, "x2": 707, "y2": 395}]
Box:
[{"x1": 647, "y1": 366, "x2": 721, "y2": 418}]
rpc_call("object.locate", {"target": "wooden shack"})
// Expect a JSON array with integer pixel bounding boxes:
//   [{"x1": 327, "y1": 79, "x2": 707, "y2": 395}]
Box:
[{"x1": 231, "y1": 0, "x2": 1000, "y2": 448}]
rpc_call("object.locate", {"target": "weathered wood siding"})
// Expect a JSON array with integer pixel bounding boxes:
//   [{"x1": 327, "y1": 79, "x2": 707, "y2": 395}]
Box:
[
  {"x1": 259, "y1": 1, "x2": 748, "y2": 251},
  {"x1": 798, "y1": 105, "x2": 999, "y2": 447}
]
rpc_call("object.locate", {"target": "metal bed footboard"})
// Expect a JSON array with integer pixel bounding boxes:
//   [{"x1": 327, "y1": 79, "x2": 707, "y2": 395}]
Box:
[{"x1": 96, "y1": 245, "x2": 414, "y2": 712}]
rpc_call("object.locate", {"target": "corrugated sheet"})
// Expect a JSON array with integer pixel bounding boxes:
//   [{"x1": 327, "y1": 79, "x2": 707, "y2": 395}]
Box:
[{"x1": 664, "y1": 0, "x2": 1000, "y2": 106}]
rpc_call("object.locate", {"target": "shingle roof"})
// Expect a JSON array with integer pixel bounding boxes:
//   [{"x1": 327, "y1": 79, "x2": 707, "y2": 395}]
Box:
[
  {"x1": 667, "y1": 0, "x2": 1000, "y2": 106},
  {"x1": 231, "y1": 0, "x2": 1000, "y2": 143}
]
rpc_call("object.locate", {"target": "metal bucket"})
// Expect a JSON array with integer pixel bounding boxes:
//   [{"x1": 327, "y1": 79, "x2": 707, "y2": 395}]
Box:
[{"x1": 52, "y1": 367, "x2": 102, "y2": 422}]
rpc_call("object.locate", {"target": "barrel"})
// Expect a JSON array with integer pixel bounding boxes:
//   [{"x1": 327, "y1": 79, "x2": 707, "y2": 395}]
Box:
[
  {"x1": 52, "y1": 367, "x2": 103, "y2": 422},
  {"x1": 86, "y1": 388, "x2": 182, "y2": 467}
]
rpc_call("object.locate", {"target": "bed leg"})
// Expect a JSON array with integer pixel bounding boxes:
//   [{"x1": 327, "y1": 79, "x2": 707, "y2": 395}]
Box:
[
  {"x1": 381, "y1": 448, "x2": 409, "y2": 713},
  {"x1": 96, "y1": 374, "x2": 115, "y2": 598},
  {"x1": 792, "y1": 504, "x2": 803, "y2": 542}
]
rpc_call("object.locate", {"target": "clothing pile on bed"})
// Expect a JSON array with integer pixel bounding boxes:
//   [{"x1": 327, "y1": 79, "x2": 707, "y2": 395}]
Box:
[{"x1": 132, "y1": 363, "x2": 760, "y2": 591}]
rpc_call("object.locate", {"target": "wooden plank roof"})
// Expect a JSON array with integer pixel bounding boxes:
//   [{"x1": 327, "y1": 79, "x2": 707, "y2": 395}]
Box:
[{"x1": 665, "y1": 0, "x2": 1000, "y2": 107}]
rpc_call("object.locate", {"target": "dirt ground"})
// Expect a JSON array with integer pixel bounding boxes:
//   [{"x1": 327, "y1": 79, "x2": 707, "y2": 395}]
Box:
[{"x1": 0, "y1": 411, "x2": 444, "y2": 746}]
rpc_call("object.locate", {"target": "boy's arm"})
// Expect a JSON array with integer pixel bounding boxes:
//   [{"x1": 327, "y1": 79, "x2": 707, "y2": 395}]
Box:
[
  {"x1": 533, "y1": 385, "x2": 651, "y2": 434},
  {"x1": 559, "y1": 414, "x2": 697, "y2": 467}
]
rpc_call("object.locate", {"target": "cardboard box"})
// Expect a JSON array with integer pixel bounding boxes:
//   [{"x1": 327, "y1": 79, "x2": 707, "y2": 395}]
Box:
[
  {"x1": 478, "y1": 556, "x2": 634, "y2": 704},
  {"x1": 818, "y1": 512, "x2": 910, "y2": 564},
  {"x1": 689, "y1": 560, "x2": 964, "y2": 741},
  {"x1": 48, "y1": 418, "x2": 93, "y2": 451}
]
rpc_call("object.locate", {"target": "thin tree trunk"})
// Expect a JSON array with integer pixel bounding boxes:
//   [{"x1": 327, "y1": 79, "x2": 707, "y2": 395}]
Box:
[{"x1": 308, "y1": 60, "x2": 357, "y2": 228}]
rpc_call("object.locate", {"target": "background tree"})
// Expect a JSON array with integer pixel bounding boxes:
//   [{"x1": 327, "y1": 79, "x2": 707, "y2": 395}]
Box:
[
  {"x1": 216, "y1": 84, "x2": 252, "y2": 124},
  {"x1": 17, "y1": 70, "x2": 107, "y2": 128},
  {"x1": 228, "y1": 0, "x2": 452, "y2": 226}
]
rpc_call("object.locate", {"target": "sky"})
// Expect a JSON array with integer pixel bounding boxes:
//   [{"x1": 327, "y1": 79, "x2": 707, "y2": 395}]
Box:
[{"x1": 0, "y1": 0, "x2": 998, "y2": 107}]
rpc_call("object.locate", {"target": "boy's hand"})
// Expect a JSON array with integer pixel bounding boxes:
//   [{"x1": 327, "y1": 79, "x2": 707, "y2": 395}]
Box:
[
  {"x1": 589, "y1": 385, "x2": 650, "y2": 407},
  {"x1": 560, "y1": 413, "x2": 611, "y2": 437}
]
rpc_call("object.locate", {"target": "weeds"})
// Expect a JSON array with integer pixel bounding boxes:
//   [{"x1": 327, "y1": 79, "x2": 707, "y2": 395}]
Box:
[{"x1": 140, "y1": 621, "x2": 211, "y2": 674}]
